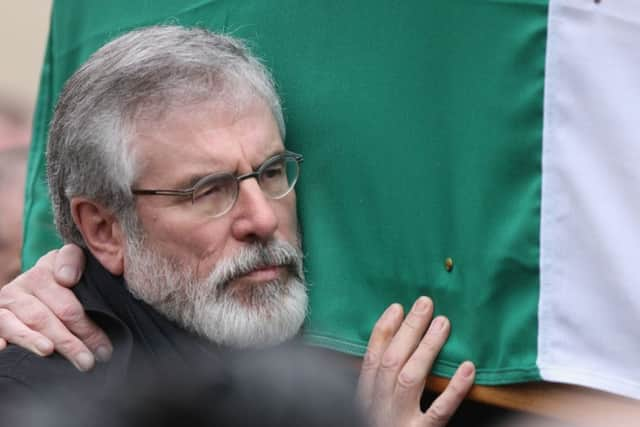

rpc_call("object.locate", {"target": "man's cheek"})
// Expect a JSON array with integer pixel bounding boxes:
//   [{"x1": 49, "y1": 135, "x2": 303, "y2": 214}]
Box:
[{"x1": 279, "y1": 203, "x2": 299, "y2": 243}]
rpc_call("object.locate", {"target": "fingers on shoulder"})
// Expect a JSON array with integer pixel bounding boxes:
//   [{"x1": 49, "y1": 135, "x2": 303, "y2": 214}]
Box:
[
  {"x1": 0, "y1": 307, "x2": 54, "y2": 356},
  {"x1": 34, "y1": 249, "x2": 60, "y2": 270},
  {"x1": 0, "y1": 258, "x2": 64, "y2": 310},
  {"x1": 54, "y1": 244, "x2": 86, "y2": 286},
  {"x1": 26, "y1": 271, "x2": 90, "y2": 341},
  {"x1": 34, "y1": 285, "x2": 85, "y2": 325},
  {"x1": 0, "y1": 274, "x2": 87, "y2": 350},
  {"x1": 29, "y1": 245, "x2": 84, "y2": 287},
  {"x1": 31, "y1": 283, "x2": 112, "y2": 356},
  {"x1": 14, "y1": 305, "x2": 97, "y2": 372},
  {"x1": 57, "y1": 244, "x2": 85, "y2": 266},
  {"x1": 0, "y1": 292, "x2": 54, "y2": 333}
]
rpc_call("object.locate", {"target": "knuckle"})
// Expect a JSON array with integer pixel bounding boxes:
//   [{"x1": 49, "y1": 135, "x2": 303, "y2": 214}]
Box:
[
  {"x1": 60, "y1": 244, "x2": 83, "y2": 261},
  {"x1": 59, "y1": 244, "x2": 75, "y2": 256},
  {"x1": 446, "y1": 380, "x2": 468, "y2": 400},
  {"x1": 426, "y1": 401, "x2": 451, "y2": 424},
  {"x1": 29, "y1": 264, "x2": 53, "y2": 283},
  {"x1": 396, "y1": 369, "x2": 421, "y2": 391},
  {"x1": 0, "y1": 289, "x2": 17, "y2": 307},
  {"x1": 13, "y1": 266, "x2": 52, "y2": 292},
  {"x1": 361, "y1": 349, "x2": 380, "y2": 371},
  {"x1": 404, "y1": 309, "x2": 430, "y2": 331},
  {"x1": 78, "y1": 326, "x2": 105, "y2": 347},
  {"x1": 373, "y1": 318, "x2": 396, "y2": 341},
  {"x1": 56, "y1": 303, "x2": 85, "y2": 325},
  {"x1": 0, "y1": 310, "x2": 31, "y2": 342},
  {"x1": 1, "y1": 274, "x2": 32, "y2": 299},
  {"x1": 55, "y1": 336, "x2": 81, "y2": 355},
  {"x1": 0, "y1": 308, "x2": 14, "y2": 326},
  {"x1": 418, "y1": 335, "x2": 444, "y2": 354},
  {"x1": 402, "y1": 314, "x2": 423, "y2": 332},
  {"x1": 380, "y1": 352, "x2": 402, "y2": 371},
  {"x1": 23, "y1": 309, "x2": 51, "y2": 331},
  {"x1": 12, "y1": 330, "x2": 30, "y2": 342}
]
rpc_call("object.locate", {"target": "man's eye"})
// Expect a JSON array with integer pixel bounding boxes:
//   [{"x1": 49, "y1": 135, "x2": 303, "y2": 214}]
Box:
[
  {"x1": 262, "y1": 165, "x2": 284, "y2": 179},
  {"x1": 195, "y1": 183, "x2": 224, "y2": 201}
]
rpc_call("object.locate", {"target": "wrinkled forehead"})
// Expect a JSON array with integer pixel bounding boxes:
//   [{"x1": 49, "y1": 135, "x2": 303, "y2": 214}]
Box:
[
  {"x1": 129, "y1": 98, "x2": 285, "y2": 186},
  {"x1": 131, "y1": 75, "x2": 263, "y2": 124}
]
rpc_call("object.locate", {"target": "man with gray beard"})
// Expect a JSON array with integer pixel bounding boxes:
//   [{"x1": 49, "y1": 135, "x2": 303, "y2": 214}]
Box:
[
  {"x1": 125, "y1": 236, "x2": 307, "y2": 349},
  {"x1": 1, "y1": 22, "x2": 308, "y2": 391},
  {"x1": 0, "y1": 25, "x2": 475, "y2": 426}
]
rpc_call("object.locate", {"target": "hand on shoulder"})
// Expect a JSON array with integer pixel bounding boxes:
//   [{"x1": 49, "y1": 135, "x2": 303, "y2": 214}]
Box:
[{"x1": 0, "y1": 244, "x2": 112, "y2": 371}]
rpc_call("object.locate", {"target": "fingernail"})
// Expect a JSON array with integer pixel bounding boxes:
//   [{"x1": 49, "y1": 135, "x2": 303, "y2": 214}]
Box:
[
  {"x1": 95, "y1": 346, "x2": 112, "y2": 362},
  {"x1": 413, "y1": 296, "x2": 430, "y2": 313},
  {"x1": 34, "y1": 338, "x2": 53, "y2": 355},
  {"x1": 429, "y1": 316, "x2": 446, "y2": 332},
  {"x1": 74, "y1": 352, "x2": 95, "y2": 372},
  {"x1": 58, "y1": 266, "x2": 77, "y2": 283},
  {"x1": 462, "y1": 362, "x2": 475, "y2": 378},
  {"x1": 384, "y1": 303, "x2": 400, "y2": 318}
]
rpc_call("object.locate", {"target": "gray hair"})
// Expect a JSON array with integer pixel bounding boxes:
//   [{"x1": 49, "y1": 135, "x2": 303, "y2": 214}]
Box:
[{"x1": 47, "y1": 25, "x2": 284, "y2": 246}]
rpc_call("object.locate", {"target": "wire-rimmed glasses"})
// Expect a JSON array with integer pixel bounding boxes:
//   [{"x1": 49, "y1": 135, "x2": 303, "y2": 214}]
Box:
[{"x1": 131, "y1": 151, "x2": 303, "y2": 218}]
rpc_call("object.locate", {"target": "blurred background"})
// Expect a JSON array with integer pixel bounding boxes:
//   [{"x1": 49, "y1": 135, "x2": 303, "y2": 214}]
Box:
[
  {"x1": 0, "y1": 1, "x2": 52, "y2": 116},
  {"x1": 0, "y1": 2, "x2": 51, "y2": 285}
]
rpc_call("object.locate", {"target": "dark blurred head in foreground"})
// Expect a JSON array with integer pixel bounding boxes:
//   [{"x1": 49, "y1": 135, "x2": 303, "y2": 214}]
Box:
[{"x1": 4, "y1": 344, "x2": 367, "y2": 427}]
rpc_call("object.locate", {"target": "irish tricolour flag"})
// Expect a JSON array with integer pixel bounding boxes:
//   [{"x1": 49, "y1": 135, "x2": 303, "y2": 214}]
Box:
[
  {"x1": 22, "y1": 0, "x2": 639, "y2": 401},
  {"x1": 301, "y1": 0, "x2": 640, "y2": 401}
]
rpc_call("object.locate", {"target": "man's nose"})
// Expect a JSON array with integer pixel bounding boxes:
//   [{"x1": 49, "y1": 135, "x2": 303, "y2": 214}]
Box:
[{"x1": 230, "y1": 178, "x2": 279, "y2": 242}]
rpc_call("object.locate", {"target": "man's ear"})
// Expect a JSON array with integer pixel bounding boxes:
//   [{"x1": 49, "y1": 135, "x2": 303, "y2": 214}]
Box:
[{"x1": 70, "y1": 197, "x2": 126, "y2": 275}]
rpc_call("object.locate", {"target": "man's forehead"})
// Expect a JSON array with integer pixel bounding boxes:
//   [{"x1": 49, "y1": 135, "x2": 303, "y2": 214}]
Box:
[{"x1": 131, "y1": 99, "x2": 285, "y2": 186}]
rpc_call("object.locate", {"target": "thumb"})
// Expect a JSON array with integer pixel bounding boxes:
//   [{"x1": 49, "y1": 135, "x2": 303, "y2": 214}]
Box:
[{"x1": 54, "y1": 244, "x2": 86, "y2": 286}]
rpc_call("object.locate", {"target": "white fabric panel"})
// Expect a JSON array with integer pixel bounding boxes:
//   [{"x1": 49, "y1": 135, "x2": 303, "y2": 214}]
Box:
[{"x1": 539, "y1": 0, "x2": 640, "y2": 399}]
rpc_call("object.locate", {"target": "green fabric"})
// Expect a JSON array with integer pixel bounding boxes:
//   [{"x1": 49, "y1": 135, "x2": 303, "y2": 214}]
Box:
[{"x1": 23, "y1": 0, "x2": 547, "y2": 384}]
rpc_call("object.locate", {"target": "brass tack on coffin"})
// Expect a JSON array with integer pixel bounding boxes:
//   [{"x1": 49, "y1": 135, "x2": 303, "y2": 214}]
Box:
[{"x1": 444, "y1": 257, "x2": 454, "y2": 272}]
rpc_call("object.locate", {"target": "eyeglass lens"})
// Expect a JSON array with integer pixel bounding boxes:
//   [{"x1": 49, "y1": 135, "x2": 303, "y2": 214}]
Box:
[
  {"x1": 192, "y1": 156, "x2": 299, "y2": 217},
  {"x1": 258, "y1": 156, "x2": 299, "y2": 199}
]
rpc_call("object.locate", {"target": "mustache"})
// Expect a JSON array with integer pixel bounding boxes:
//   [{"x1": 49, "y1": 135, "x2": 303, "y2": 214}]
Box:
[{"x1": 211, "y1": 240, "x2": 304, "y2": 288}]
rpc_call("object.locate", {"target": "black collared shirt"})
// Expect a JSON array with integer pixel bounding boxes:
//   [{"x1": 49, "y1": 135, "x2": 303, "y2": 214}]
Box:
[
  {"x1": 0, "y1": 254, "x2": 365, "y2": 427},
  {"x1": 0, "y1": 252, "x2": 224, "y2": 402}
]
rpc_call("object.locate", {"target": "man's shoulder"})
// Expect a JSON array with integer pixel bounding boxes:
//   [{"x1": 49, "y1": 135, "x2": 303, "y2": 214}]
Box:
[{"x1": 0, "y1": 344, "x2": 102, "y2": 398}]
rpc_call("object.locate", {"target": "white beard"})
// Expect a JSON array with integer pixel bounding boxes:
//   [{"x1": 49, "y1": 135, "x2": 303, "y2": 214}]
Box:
[{"x1": 123, "y1": 236, "x2": 308, "y2": 349}]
